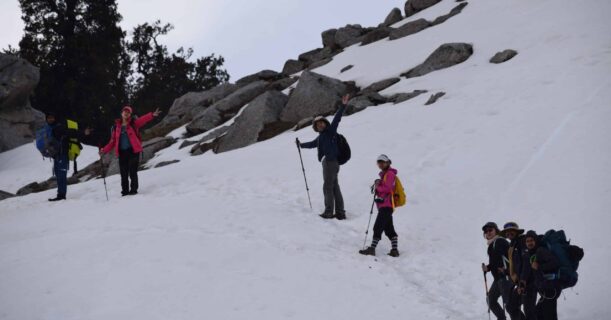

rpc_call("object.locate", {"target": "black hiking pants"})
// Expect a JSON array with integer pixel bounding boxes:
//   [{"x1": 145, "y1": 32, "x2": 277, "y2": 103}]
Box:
[
  {"x1": 522, "y1": 286, "x2": 537, "y2": 320},
  {"x1": 373, "y1": 207, "x2": 397, "y2": 240},
  {"x1": 536, "y1": 288, "x2": 560, "y2": 320},
  {"x1": 506, "y1": 285, "x2": 526, "y2": 320},
  {"x1": 488, "y1": 278, "x2": 512, "y2": 320},
  {"x1": 119, "y1": 148, "x2": 140, "y2": 194}
]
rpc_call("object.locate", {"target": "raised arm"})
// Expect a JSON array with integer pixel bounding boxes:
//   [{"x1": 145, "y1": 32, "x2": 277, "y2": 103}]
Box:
[{"x1": 329, "y1": 94, "x2": 350, "y2": 134}]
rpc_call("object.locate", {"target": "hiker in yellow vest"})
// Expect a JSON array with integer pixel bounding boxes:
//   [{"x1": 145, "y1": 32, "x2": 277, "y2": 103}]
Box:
[{"x1": 500, "y1": 222, "x2": 527, "y2": 320}]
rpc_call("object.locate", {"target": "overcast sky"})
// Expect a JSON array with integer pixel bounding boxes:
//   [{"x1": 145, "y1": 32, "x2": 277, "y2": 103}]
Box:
[{"x1": 0, "y1": 0, "x2": 402, "y2": 80}]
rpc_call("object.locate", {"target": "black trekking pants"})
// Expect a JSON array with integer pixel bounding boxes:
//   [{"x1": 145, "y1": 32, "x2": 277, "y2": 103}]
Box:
[
  {"x1": 372, "y1": 207, "x2": 397, "y2": 240},
  {"x1": 119, "y1": 148, "x2": 140, "y2": 193},
  {"x1": 506, "y1": 285, "x2": 526, "y2": 320},
  {"x1": 522, "y1": 286, "x2": 537, "y2": 320},
  {"x1": 488, "y1": 278, "x2": 512, "y2": 320}
]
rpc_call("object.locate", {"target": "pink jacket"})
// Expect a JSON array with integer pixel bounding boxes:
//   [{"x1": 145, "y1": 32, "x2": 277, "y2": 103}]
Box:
[
  {"x1": 101, "y1": 112, "x2": 154, "y2": 156},
  {"x1": 376, "y1": 167, "x2": 397, "y2": 209}
]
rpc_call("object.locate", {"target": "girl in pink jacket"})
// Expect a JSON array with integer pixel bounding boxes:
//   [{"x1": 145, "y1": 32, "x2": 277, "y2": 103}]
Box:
[
  {"x1": 359, "y1": 154, "x2": 400, "y2": 257},
  {"x1": 100, "y1": 106, "x2": 161, "y2": 196}
]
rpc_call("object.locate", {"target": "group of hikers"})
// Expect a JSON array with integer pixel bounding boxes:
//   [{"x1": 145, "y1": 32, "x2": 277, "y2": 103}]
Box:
[
  {"x1": 36, "y1": 94, "x2": 582, "y2": 319},
  {"x1": 38, "y1": 106, "x2": 162, "y2": 201},
  {"x1": 482, "y1": 222, "x2": 583, "y2": 320}
]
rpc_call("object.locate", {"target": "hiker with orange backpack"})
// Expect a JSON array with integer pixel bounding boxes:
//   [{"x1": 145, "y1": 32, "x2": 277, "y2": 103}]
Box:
[
  {"x1": 359, "y1": 154, "x2": 405, "y2": 257},
  {"x1": 100, "y1": 106, "x2": 161, "y2": 196}
]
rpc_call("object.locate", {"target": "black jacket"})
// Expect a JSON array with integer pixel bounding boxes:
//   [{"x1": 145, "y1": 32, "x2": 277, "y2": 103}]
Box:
[
  {"x1": 521, "y1": 244, "x2": 560, "y2": 287},
  {"x1": 508, "y1": 235, "x2": 526, "y2": 283},
  {"x1": 487, "y1": 237, "x2": 510, "y2": 280},
  {"x1": 300, "y1": 103, "x2": 345, "y2": 162}
]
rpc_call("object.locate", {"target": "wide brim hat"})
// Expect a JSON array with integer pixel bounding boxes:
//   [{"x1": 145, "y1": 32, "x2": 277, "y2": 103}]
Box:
[{"x1": 499, "y1": 222, "x2": 525, "y2": 237}]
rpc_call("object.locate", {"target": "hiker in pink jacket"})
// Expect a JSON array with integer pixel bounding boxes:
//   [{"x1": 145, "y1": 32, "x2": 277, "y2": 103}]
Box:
[
  {"x1": 100, "y1": 106, "x2": 161, "y2": 196},
  {"x1": 359, "y1": 154, "x2": 400, "y2": 257}
]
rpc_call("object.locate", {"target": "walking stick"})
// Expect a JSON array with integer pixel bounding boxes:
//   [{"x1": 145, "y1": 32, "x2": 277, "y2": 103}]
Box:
[
  {"x1": 295, "y1": 139, "x2": 312, "y2": 211},
  {"x1": 362, "y1": 192, "x2": 376, "y2": 249},
  {"x1": 483, "y1": 265, "x2": 491, "y2": 320},
  {"x1": 99, "y1": 151, "x2": 109, "y2": 201}
]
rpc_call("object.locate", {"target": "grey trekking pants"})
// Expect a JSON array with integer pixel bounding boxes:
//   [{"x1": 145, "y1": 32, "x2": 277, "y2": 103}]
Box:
[{"x1": 322, "y1": 158, "x2": 344, "y2": 214}]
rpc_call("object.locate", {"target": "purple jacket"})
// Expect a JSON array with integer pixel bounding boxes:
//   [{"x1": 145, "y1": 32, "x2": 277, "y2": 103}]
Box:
[{"x1": 376, "y1": 168, "x2": 397, "y2": 209}]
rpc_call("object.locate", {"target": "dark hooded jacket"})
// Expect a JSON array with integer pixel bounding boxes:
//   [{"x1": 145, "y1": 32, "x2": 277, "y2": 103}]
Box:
[
  {"x1": 521, "y1": 232, "x2": 560, "y2": 289},
  {"x1": 300, "y1": 102, "x2": 346, "y2": 162},
  {"x1": 487, "y1": 237, "x2": 510, "y2": 280}
]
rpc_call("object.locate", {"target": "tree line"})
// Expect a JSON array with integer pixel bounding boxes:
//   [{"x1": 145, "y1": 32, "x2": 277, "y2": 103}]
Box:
[{"x1": 4, "y1": 0, "x2": 230, "y2": 145}]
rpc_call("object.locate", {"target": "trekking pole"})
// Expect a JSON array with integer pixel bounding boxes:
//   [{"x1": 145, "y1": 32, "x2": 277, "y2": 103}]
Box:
[
  {"x1": 362, "y1": 191, "x2": 376, "y2": 249},
  {"x1": 99, "y1": 151, "x2": 109, "y2": 201},
  {"x1": 295, "y1": 139, "x2": 312, "y2": 211},
  {"x1": 482, "y1": 265, "x2": 491, "y2": 320}
]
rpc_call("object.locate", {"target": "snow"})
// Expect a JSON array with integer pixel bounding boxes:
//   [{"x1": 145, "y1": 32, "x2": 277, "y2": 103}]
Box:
[
  {"x1": 0, "y1": 143, "x2": 99, "y2": 194},
  {"x1": 1, "y1": 0, "x2": 610, "y2": 319}
]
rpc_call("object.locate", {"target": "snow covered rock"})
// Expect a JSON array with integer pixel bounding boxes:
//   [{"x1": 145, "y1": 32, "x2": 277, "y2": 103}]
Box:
[
  {"x1": 235, "y1": 70, "x2": 283, "y2": 87},
  {"x1": 490, "y1": 49, "x2": 518, "y2": 64},
  {"x1": 321, "y1": 28, "x2": 339, "y2": 49},
  {"x1": 388, "y1": 90, "x2": 428, "y2": 104},
  {"x1": 282, "y1": 59, "x2": 306, "y2": 75},
  {"x1": 186, "y1": 81, "x2": 269, "y2": 135},
  {"x1": 383, "y1": 8, "x2": 404, "y2": 26},
  {"x1": 216, "y1": 91, "x2": 290, "y2": 153},
  {"x1": 401, "y1": 43, "x2": 473, "y2": 78},
  {"x1": 334, "y1": 25, "x2": 365, "y2": 48},
  {"x1": 404, "y1": 0, "x2": 442, "y2": 17},
  {"x1": 280, "y1": 71, "x2": 352, "y2": 123},
  {"x1": 361, "y1": 27, "x2": 392, "y2": 46},
  {"x1": 0, "y1": 54, "x2": 44, "y2": 152},
  {"x1": 430, "y1": 2, "x2": 469, "y2": 26},
  {"x1": 425, "y1": 91, "x2": 446, "y2": 105},
  {"x1": 0, "y1": 190, "x2": 14, "y2": 201},
  {"x1": 362, "y1": 77, "x2": 401, "y2": 93},
  {"x1": 389, "y1": 19, "x2": 431, "y2": 40},
  {"x1": 146, "y1": 83, "x2": 238, "y2": 139}
]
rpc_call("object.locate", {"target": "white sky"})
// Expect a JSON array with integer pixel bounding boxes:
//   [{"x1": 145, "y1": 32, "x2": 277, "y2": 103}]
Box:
[{"x1": 0, "y1": 0, "x2": 402, "y2": 80}]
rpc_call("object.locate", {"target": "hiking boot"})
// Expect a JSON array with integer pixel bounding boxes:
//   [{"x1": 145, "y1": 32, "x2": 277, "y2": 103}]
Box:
[
  {"x1": 48, "y1": 196, "x2": 66, "y2": 202},
  {"x1": 388, "y1": 249, "x2": 400, "y2": 257},
  {"x1": 128, "y1": 190, "x2": 138, "y2": 195},
  {"x1": 121, "y1": 191, "x2": 129, "y2": 197},
  {"x1": 359, "y1": 246, "x2": 376, "y2": 256},
  {"x1": 335, "y1": 212, "x2": 346, "y2": 220},
  {"x1": 319, "y1": 212, "x2": 335, "y2": 219}
]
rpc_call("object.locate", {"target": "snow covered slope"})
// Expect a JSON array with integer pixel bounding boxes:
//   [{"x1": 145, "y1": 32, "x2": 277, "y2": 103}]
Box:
[{"x1": 1, "y1": 0, "x2": 610, "y2": 319}]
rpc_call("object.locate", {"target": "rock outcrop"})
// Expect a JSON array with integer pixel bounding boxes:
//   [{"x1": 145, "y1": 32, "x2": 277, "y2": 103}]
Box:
[
  {"x1": 0, "y1": 53, "x2": 44, "y2": 152},
  {"x1": 280, "y1": 71, "x2": 354, "y2": 123},
  {"x1": 383, "y1": 8, "x2": 404, "y2": 26},
  {"x1": 216, "y1": 91, "x2": 290, "y2": 153},
  {"x1": 404, "y1": 0, "x2": 442, "y2": 17},
  {"x1": 401, "y1": 43, "x2": 473, "y2": 78},
  {"x1": 425, "y1": 92, "x2": 446, "y2": 105},
  {"x1": 186, "y1": 80, "x2": 269, "y2": 135},
  {"x1": 490, "y1": 49, "x2": 518, "y2": 64},
  {"x1": 389, "y1": 19, "x2": 431, "y2": 41},
  {"x1": 145, "y1": 83, "x2": 238, "y2": 139}
]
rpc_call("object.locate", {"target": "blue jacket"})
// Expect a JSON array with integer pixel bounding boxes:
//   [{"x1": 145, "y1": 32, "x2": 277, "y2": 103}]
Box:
[{"x1": 300, "y1": 103, "x2": 345, "y2": 162}]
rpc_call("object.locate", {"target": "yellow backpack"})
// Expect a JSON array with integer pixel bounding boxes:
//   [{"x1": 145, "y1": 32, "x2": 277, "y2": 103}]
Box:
[
  {"x1": 66, "y1": 119, "x2": 81, "y2": 161},
  {"x1": 384, "y1": 173, "x2": 407, "y2": 208}
]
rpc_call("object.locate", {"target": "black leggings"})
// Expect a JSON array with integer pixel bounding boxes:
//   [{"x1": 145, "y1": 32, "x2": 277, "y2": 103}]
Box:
[
  {"x1": 373, "y1": 207, "x2": 397, "y2": 240},
  {"x1": 119, "y1": 148, "x2": 140, "y2": 193}
]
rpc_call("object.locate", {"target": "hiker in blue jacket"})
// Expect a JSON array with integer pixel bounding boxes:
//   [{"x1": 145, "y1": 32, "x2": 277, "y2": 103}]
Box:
[{"x1": 296, "y1": 94, "x2": 350, "y2": 220}]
